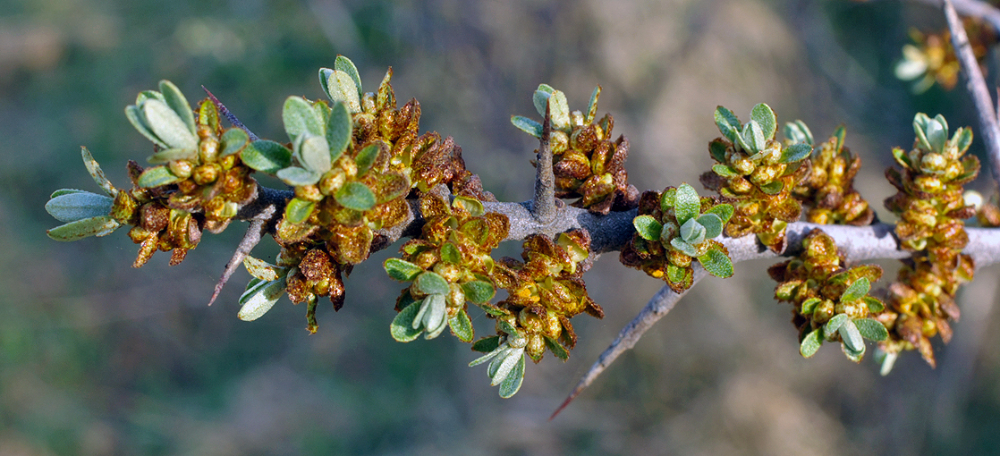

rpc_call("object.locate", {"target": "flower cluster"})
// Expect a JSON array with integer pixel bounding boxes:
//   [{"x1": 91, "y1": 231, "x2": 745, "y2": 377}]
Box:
[
  {"x1": 791, "y1": 125, "x2": 874, "y2": 226},
  {"x1": 879, "y1": 113, "x2": 979, "y2": 371},
  {"x1": 895, "y1": 21, "x2": 995, "y2": 93},
  {"x1": 512, "y1": 84, "x2": 636, "y2": 214},
  {"x1": 769, "y1": 229, "x2": 889, "y2": 361},
  {"x1": 699, "y1": 103, "x2": 812, "y2": 252},
  {"x1": 620, "y1": 183, "x2": 734, "y2": 292}
]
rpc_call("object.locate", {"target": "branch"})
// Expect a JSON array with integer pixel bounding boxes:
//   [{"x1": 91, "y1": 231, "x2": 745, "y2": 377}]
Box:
[
  {"x1": 907, "y1": 0, "x2": 1000, "y2": 34},
  {"x1": 531, "y1": 104, "x2": 558, "y2": 224},
  {"x1": 942, "y1": 0, "x2": 1000, "y2": 187}
]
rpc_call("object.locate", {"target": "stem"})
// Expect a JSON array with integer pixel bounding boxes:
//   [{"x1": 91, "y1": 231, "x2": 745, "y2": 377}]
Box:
[{"x1": 531, "y1": 103, "x2": 558, "y2": 223}]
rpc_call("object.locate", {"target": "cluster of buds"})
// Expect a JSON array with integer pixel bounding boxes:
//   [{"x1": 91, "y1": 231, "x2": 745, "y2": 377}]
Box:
[
  {"x1": 699, "y1": 103, "x2": 812, "y2": 252},
  {"x1": 512, "y1": 84, "x2": 636, "y2": 214},
  {"x1": 620, "y1": 183, "x2": 735, "y2": 292},
  {"x1": 769, "y1": 229, "x2": 889, "y2": 361},
  {"x1": 790, "y1": 125, "x2": 874, "y2": 226},
  {"x1": 895, "y1": 20, "x2": 995, "y2": 93},
  {"x1": 384, "y1": 192, "x2": 510, "y2": 342},
  {"x1": 468, "y1": 229, "x2": 601, "y2": 397},
  {"x1": 880, "y1": 113, "x2": 979, "y2": 371}
]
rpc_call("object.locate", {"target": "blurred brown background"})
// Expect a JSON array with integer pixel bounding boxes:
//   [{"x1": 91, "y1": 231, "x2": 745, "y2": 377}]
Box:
[{"x1": 3, "y1": 0, "x2": 1000, "y2": 454}]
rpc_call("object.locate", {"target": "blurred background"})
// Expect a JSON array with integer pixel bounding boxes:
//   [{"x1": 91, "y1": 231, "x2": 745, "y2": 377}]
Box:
[{"x1": 4, "y1": 0, "x2": 1000, "y2": 454}]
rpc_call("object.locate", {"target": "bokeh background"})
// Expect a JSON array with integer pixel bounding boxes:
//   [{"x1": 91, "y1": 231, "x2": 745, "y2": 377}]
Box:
[{"x1": 4, "y1": 0, "x2": 1000, "y2": 454}]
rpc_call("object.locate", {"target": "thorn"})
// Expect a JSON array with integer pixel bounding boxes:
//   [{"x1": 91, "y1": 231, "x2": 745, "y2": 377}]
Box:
[
  {"x1": 207, "y1": 218, "x2": 267, "y2": 306},
  {"x1": 202, "y1": 86, "x2": 260, "y2": 141}
]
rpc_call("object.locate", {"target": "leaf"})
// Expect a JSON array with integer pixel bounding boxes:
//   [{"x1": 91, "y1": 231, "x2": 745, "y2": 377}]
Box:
[
  {"x1": 318, "y1": 67, "x2": 334, "y2": 100},
  {"x1": 704, "y1": 204, "x2": 734, "y2": 224},
  {"x1": 469, "y1": 345, "x2": 504, "y2": 367},
  {"x1": 666, "y1": 264, "x2": 688, "y2": 284},
  {"x1": 741, "y1": 120, "x2": 766, "y2": 154},
  {"x1": 632, "y1": 215, "x2": 663, "y2": 241},
  {"x1": 891, "y1": 147, "x2": 911, "y2": 168},
  {"x1": 548, "y1": 90, "x2": 570, "y2": 131},
  {"x1": 241, "y1": 140, "x2": 292, "y2": 173},
  {"x1": 46, "y1": 215, "x2": 121, "y2": 241},
  {"x1": 142, "y1": 99, "x2": 199, "y2": 150},
  {"x1": 476, "y1": 303, "x2": 508, "y2": 317},
  {"x1": 50, "y1": 189, "x2": 86, "y2": 198},
  {"x1": 354, "y1": 143, "x2": 379, "y2": 176},
  {"x1": 45, "y1": 191, "x2": 113, "y2": 223},
  {"x1": 709, "y1": 139, "x2": 729, "y2": 163},
  {"x1": 334, "y1": 55, "x2": 363, "y2": 99},
  {"x1": 384, "y1": 258, "x2": 424, "y2": 282},
  {"x1": 497, "y1": 319, "x2": 519, "y2": 336},
  {"x1": 751, "y1": 103, "x2": 777, "y2": 140},
  {"x1": 297, "y1": 135, "x2": 332, "y2": 174},
  {"x1": 586, "y1": 85, "x2": 601, "y2": 124},
  {"x1": 334, "y1": 181, "x2": 376, "y2": 211},
  {"x1": 759, "y1": 181, "x2": 784, "y2": 195},
  {"x1": 422, "y1": 294, "x2": 449, "y2": 338},
  {"x1": 325, "y1": 70, "x2": 362, "y2": 113},
  {"x1": 277, "y1": 166, "x2": 321, "y2": 187},
  {"x1": 452, "y1": 196, "x2": 485, "y2": 217},
  {"x1": 863, "y1": 296, "x2": 885, "y2": 313},
  {"x1": 697, "y1": 213, "x2": 724, "y2": 239},
  {"x1": 414, "y1": 271, "x2": 450, "y2": 296},
  {"x1": 698, "y1": 247, "x2": 734, "y2": 278},
  {"x1": 824, "y1": 313, "x2": 849, "y2": 334},
  {"x1": 449, "y1": 309, "x2": 474, "y2": 343},
  {"x1": 952, "y1": 127, "x2": 973, "y2": 154},
  {"x1": 491, "y1": 349, "x2": 522, "y2": 386},
  {"x1": 673, "y1": 183, "x2": 701, "y2": 225},
  {"x1": 237, "y1": 279, "x2": 286, "y2": 321},
  {"x1": 461, "y1": 280, "x2": 495, "y2": 304},
  {"x1": 800, "y1": 329, "x2": 822, "y2": 358},
  {"x1": 838, "y1": 320, "x2": 865, "y2": 353},
  {"x1": 544, "y1": 335, "x2": 569, "y2": 361},
  {"x1": 148, "y1": 148, "x2": 197, "y2": 164},
  {"x1": 79, "y1": 147, "x2": 117, "y2": 197},
  {"x1": 126, "y1": 105, "x2": 168, "y2": 149},
  {"x1": 472, "y1": 336, "x2": 501, "y2": 353},
  {"x1": 925, "y1": 115, "x2": 948, "y2": 152},
  {"x1": 670, "y1": 238, "x2": 698, "y2": 257},
  {"x1": 784, "y1": 120, "x2": 814, "y2": 145},
  {"x1": 840, "y1": 277, "x2": 871, "y2": 303},
  {"x1": 913, "y1": 113, "x2": 933, "y2": 151},
  {"x1": 283, "y1": 96, "x2": 325, "y2": 139},
  {"x1": 533, "y1": 83, "x2": 555, "y2": 117},
  {"x1": 326, "y1": 101, "x2": 353, "y2": 162},
  {"x1": 137, "y1": 166, "x2": 183, "y2": 188},
  {"x1": 780, "y1": 143, "x2": 812, "y2": 164},
  {"x1": 283, "y1": 197, "x2": 316, "y2": 224},
  {"x1": 712, "y1": 163, "x2": 740, "y2": 177},
  {"x1": 680, "y1": 218, "x2": 706, "y2": 244},
  {"x1": 243, "y1": 256, "x2": 284, "y2": 281},
  {"x1": 498, "y1": 354, "x2": 526, "y2": 398},
  {"x1": 801, "y1": 297, "x2": 821, "y2": 315},
  {"x1": 158, "y1": 80, "x2": 196, "y2": 135},
  {"x1": 390, "y1": 299, "x2": 424, "y2": 342},
  {"x1": 714, "y1": 106, "x2": 742, "y2": 144},
  {"x1": 854, "y1": 318, "x2": 889, "y2": 341},
  {"x1": 832, "y1": 125, "x2": 847, "y2": 152},
  {"x1": 440, "y1": 242, "x2": 462, "y2": 263}
]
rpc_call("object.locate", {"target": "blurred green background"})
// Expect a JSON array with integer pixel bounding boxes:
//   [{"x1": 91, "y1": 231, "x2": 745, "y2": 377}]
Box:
[{"x1": 4, "y1": 0, "x2": 1000, "y2": 454}]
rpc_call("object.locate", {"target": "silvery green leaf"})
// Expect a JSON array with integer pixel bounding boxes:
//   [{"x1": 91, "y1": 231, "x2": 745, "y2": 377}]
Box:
[
  {"x1": 779, "y1": 143, "x2": 812, "y2": 164},
  {"x1": 840, "y1": 277, "x2": 870, "y2": 303},
  {"x1": 327, "y1": 101, "x2": 352, "y2": 162},
  {"x1": 414, "y1": 271, "x2": 450, "y2": 296},
  {"x1": 472, "y1": 336, "x2": 502, "y2": 353},
  {"x1": 934, "y1": 114, "x2": 948, "y2": 135},
  {"x1": 241, "y1": 140, "x2": 292, "y2": 173},
  {"x1": 461, "y1": 281, "x2": 495, "y2": 304},
  {"x1": 135, "y1": 90, "x2": 165, "y2": 106},
  {"x1": 242, "y1": 255, "x2": 285, "y2": 281},
  {"x1": 548, "y1": 90, "x2": 571, "y2": 131},
  {"x1": 283, "y1": 96, "x2": 325, "y2": 139},
  {"x1": 913, "y1": 113, "x2": 934, "y2": 151},
  {"x1": 423, "y1": 294, "x2": 449, "y2": 339},
  {"x1": 670, "y1": 238, "x2": 698, "y2": 257},
  {"x1": 633, "y1": 215, "x2": 663, "y2": 241},
  {"x1": 298, "y1": 135, "x2": 332, "y2": 174},
  {"x1": 449, "y1": 309, "x2": 474, "y2": 343},
  {"x1": 137, "y1": 166, "x2": 183, "y2": 188},
  {"x1": 45, "y1": 191, "x2": 113, "y2": 223},
  {"x1": 325, "y1": 70, "x2": 362, "y2": 113},
  {"x1": 854, "y1": 318, "x2": 889, "y2": 341},
  {"x1": 877, "y1": 349, "x2": 898, "y2": 376},
  {"x1": 148, "y1": 148, "x2": 197, "y2": 164},
  {"x1": 864, "y1": 296, "x2": 885, "y2": 313},
  {"x1": 125, "y1": 105, "x2": 168, "y2": 149},
  {"x1": 490, "y1": 348, "x2": 522, "y2": 386},
  {"x1": 488, "y1": 347, "x2": 512, "y2": 377},
  {"x1": 390, "y1": 299, "x2": 424, "y2": 342},
  {"x1": 741, "y1": 120, "x2": 766, "y2": 154},
  {"x1": 800, "y1": 329, "x2": 822, "y2": 358},
  {"x1": 354, "y1": 143, "x2": 379, "y2": 177},
  {"x1": 680, "y1": 218, "x2": 706, "y2": 244},
  {"x1": 511, "y1": 116, "x2": 542, "y2": 138},
  {"x1": 47, "y1": 215, "x2": 121, "y2": 241},
  {"x1": 784, "y1": 120, "x2": 814, "y2": 145},
  {"x1": 411, "y1": 296, "x2": 431, "y2": 330},
  {"x1": 714, "y1": 106, "x2": 742, "y2": 145},
  {"x1": 335, "y1": 55, "x2": 363, "y2": 99},
  {"x1": 237, "y1": 279, "x2": 286, "y2": 321},
  {"x1": 497, "y1": 319, "x2": 519, "y2": 336},
  {"x1": 334, "y1": 182, "x2": 376, "y2": 211},
  {"x1": 952, "y1": 127, "x2": 973, "y2": 154},
  {"x1": 142, "y1": 99, "x2": 199, "y2": 150},
  {"x1": 698, "y1": 247, "x2": 733, "y2": 278},
  {"x1": 712, "y1": 163, "x2": 740, "y2": 177},
  {"x1": 318, "y1": 68, "x2": 334, "y2": 96},
  {"x1": 498, "y1": 353, "x2": 525, "y2": 398},
  {"x1": 544, "y1": 335, "x2": 569, "y2": 361},
  {"x1": 824, "y1": 313, "x2": 849, "y2": 335},
  {"x1": 80, "y1": 147, "x2": 118, "y2": 196},
  {"x1": 697, "y1": 213, "x2": 724, "y2": 239},
  {"x1": 158, "y1": 80, "x2": 196, "y2": 135},
  {"x1": 926, "y1": 117, "x2": 948, "y2": 153},
  {"x1": 469, "y1": 345, "x2": 504, "y2": 367},
  {"x1": 750, "y1": 103, "x2": 776, "y2": 140},
  {"x1": 277, "y1": 166, "x2": 321, "y2": 187},
  {"x1": 704, "y1": 203, "x2": 734, "y2": 224},
  {"x1": 283, "y1": 197, "x2": 316, "y2": 224},
  {"x1": 533, "y1": 84, "x2": 555, "y2": 117},
  {"x1": 586, "y1": 85, "x2": 601, "y2": 124},
  {"x1": 50, "y1": 189, "x2": 86, "y2": 198},
  {"x1": 838, "y1": 320, "x2": 865, "y2": 354},
  {"x1": 384, "y1": 258, "x2": 424, "y2": 282},
  {"x1": 220, "y1": 128, "x2": 249, "y2": 157},
  {"x1": 673, "y1": 183, "x2": 701, "y2": 225}
]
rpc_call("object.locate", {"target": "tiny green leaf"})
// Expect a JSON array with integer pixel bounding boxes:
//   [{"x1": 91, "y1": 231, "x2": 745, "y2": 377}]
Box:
[
  {"x1": 833, "y1": 125, "x2": 847, "y2": 152},
  {"x1": 751, "y1": 103, "x2": 777, "y2": 140},
  {"x1": 237, "y1": 279, "x2": 286, "y2": 321},
  {"x1": 142, "y1": 99, "x2": 199, "y2": 150},
  {"x1": 497, "y1": 319, "x2": 518, "y2": 336},
  {"x1": 925, "y1": 116, "x2": 947, "y2": 152},
  {"x1": 698, "y1": 247, "x2": 734, "y2": 278},
  {"x1": 586, "y1": 85, "x2": 601, "y2": 124},
  {"x1": 277, "y1": 166, "x2": 321, "y2": 187},
  {"x1": 147, "y1": 148, "x2": 197, "y2": 164},
  {"x1": 854, "y1": 318, "x2": 889, "y2": 341},
  {"x1": 241, "y1": 140, "x2": 292, "y2": 174},
  {"x1": 283, "y1": 96, "x2": 325, "y2": 139},
  {"x1": 390, "y1": 299, "x2": 424, "y2": 342},
  {"x1": 415, "y1": 271, "x2": 450, "y2": 296},
  {"x1": 544, "y1": 335, "x2": 570, "y2": 361},
  {"x1": 80, "y1": 147, "x2": 117, "y2": 197},
  {"x1": 318, "y1": 68, "x2": 334, "y2": 100},
  {"x1": 326, "y1": 101, "x2": 353, "y2": 162},
  {"x1": 952, "y1": 127, "x2": 973, "y2": 154},
  {"x1": 913, "y1": 113, "x2": 933, "y2": 151},
  {"x1": 742, "y1": 120, "x2": 766, "y2": 154},
  {"x1": 46, "y1": 215, "x2": 121, "y2": 241},
  {"x1": 548, "y1": 90, "x2": 571, "y2": 131},
  {"x1": 824, "y1": 314, "x2": 849, "y2": 335},
  {"x1": 283, "y1": 197, "x2": 316, "y2": 224},
  {"x1": 712, "y1": 163, "x2": 740, "y2": 177},
  {"x1": 476, "y1": 303, "x2": 508, "y2": 317},
  {"x1": 670, "y1": 238, "x2": 699, "y2": 257},
  {"x1": 660, "y1": 187, "x2": 676, "y2": 213},
  {"x1": 297, "y1": 135, "x2": 332, "y2": 174},
  {"x1": 697, "y1": 213, "x2": 724, "y2": 239},
  {"x1": 158, "y1": 80, "x2": 196, "y2": 135},
  {"x1": 491, "y1": 349, "x2": 522, "y2": 386},
  {"x1": 666, "y1": 264, "x2": 687, "y2": 284},
  {"x1": 461, "y1": 280, "x2": 495, "y2": 304},
  {"x1": 533, "y1": 84, "x2": 555, "y2": 117},
  {"x1": 220, "y1": 128, "x2": 249, "y2": 157},
  {"x1": 440, "y1": 242, "x2": 462, "y2": 264},
  {"x1": 126, "y1": 105, "x2": 168, "y2": 149},
  {"x1": 801, "y1": 297, "x2": 821, "y2": 315},
  {"x1": 449, "y1": 309, "x2": 474, "y2": 343},
  {"x1": 325, "y1": 70, "x2": 362, "y2": 113},
  {"x1": 780, "y1": 143, "x2": 812, "y2": 164},
  {"x1": 714, "y1": 106, "x2": 742, "y2": 145},
  {"x1": 759, "y1": 181, "x2": 784, "y2": 195},
  {"x1": 709, "y1": 139, "x2": 729, "y2": 163},
  {"x1": 354, "y1": 143, "x2": 380, "y2": 176},
  {"x1": 784, "y1": 120, "x2": 814, "y2": 145},
  {"x1": 452, "y1": 196, "x2": 485, "y2": 217},
  {"x1": 800, "y1": 329, "x2": 822, "y2": 358},
  {"x1": 891, "y1": 147, "x2": 911, "y2": 168},
  {"x1": 472, "y1": 336, "x2": 502, "y2": 353},
  {"x1": 137, "y1": 166, "x2": 183, "y2": 188},
  {"x1": 384, "y1": 258, "x2": 424, "y2": 282},
  {"x1": 633, "y1": 215, "x2": 663, "y2": 241},
  {"x1": 498, "y1": 354, "x2": 526, "y2": 398},
  {"x1": 334, "y1": 181, "x2": 376, "y2": 211},
  {"x1": 704, "y1": 203, "x2": 734, "y2": 224},
  {"x1": 680, "y1": 218, "x2": 706, "y2": 245},
  {"x1": 243, "y1": 256, "x2": 284, "y2": 281},
  {"x1": 840, "y1": 277, "x2": 871, "y2": 303},
  {"x1": 334, "y1": 55, "x2": 363, "y2": 99},
  {"x1": 863, "y1": 296, "x2": 885, "y2": 313},
  {"x1": 45, "y1": 191, "x2": 113, "y2": 223},
  {"x1": 838, "y1": 320, "x2": 865, "y2": 353},
  {"x1": 673, "y1": 184, "x2": 701, "y2": 225}
]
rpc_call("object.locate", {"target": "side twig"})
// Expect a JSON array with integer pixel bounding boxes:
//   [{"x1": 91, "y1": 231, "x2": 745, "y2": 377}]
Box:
[{"x1": 531, "y1": 103, "x2": 558, "y2": 223}]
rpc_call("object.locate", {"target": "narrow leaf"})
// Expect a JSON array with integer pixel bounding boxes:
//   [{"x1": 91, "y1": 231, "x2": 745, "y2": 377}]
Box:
[
  {"x1": 354, "y1": 143, "x2": 379, "y2": 176},
  {"x1": 838, "y1": 320, "x2": 865, "y2": 353},
  {"x1": 384, "y1": 258, "x2": 424, "y2": 282},
  {"x1": 784, "y1": 120, "x2": 814, "y2": 145},
  {"x1": 334, "y1": 55, "x2": 363, "y2": 98},
  {"x1": 45, "y1": 191, "x2": 113, "y2": 223},
  {"x1": 80, "y1": 147, "x2": 117, "y2": 197},
  {"x1": 586, "y1": 85, "x2": 601, "y2": 124},
  {"x1": 449, "y1": 309, "x2": 474, "y2": 343},
  {"x1": 840, "y1": 277, "x2": 871, "y2": 303},
  {"x1": 498, "y1": 354, "x2": 526, "y2": 398},
  {"x1": 277, "y1": 166, "x2": 321, "y2": 187},
  {"x1": 326, "y1": 101, "x2": 353, "y2": 161},
  {"x1": 544, "y1": 336, "x2": 569, "y2": 361},
  {"x1": 142, "y1": 99, "x2": 199, "y2": 150},
  {"x1": 824, "y1": 313, "x2": 849, "y2": 334},
  {"x1": 158, "y1": 80, "x2": 196, "y2": 135},
  {"x1": 800, "y1": 329, "x2": 823, "y2": 358},
  {"x1": 533, "y1": 84, "x2": 555, "y2": 117},
  {"x1": 548, "y1": 90, "x2": 570, "y2": 131},
  {"x1": 863, "y1": 296, "x2": 885, "y2": 313},
  {"x1": 712, "y1": 163, "x2": 740, "y2": 177},
  {"x1": 47, "y1": 216, "x2": 121, "y2": 241},
  {"x1": 148, "y1": 148, "x2": 197, "y2": 164},
  {"x1": 714, "y1": 106, "x2": 742, "y2": 144},
  {"x1": 243, "y1": 256, "x2": 284, "y2": 281},
  {"x1": 390, "y1": 299, "x2": 424, "y2": 342},
  {"x1": 137, "y1": 166, "x2": 183, "y2": 188},
  {"x1": 237, "y1": 279, "x2": 286, "y2": 321},
  {"x1": 780, "y1": 143, "x2": 812, "y2": 164}
]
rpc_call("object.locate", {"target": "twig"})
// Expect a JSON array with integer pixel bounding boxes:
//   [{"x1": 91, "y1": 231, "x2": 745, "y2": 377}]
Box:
[
  {"x1": 207, "y1": 216, "x2": 269, "y2": 306},
  {"x1": 943, "y1": 0, "x2": 1000, "y2": 187},
  {"x1": 531, "y1": 103, "x2": 558, "y2": 223},
  {"x1": 907, "y1": 0, "x2": 1000, "y2": 34},
  {"x1": 202, "y1": 86, "x2": 260, "y2": 141}
]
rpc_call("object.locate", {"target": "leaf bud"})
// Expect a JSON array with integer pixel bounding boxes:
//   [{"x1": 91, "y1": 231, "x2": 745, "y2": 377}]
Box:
[
  {"x1": 732, "y1": 156, "x2": 755, "y2": 175},
  {"x1": 199, "y1": 137, "x2": 220, "y2": 164},
  {"x1": 813, "y1": 299, "x2": 835, "y2": 324},
  {"x1": 551, "y1": 131, "x2": 569, "y2": 154},
  {"x1": 295, "y1": 184, "x2": 323, "y2": 202},
  {"x1": 729, "y1": 177, "x2": 753, "y2": 194},
  {"x1": 319, "y1": 169, "x2": 346, "y2": 196},
  {"x1": 192, "y1": 163, "x2": 221, "y2": 185},
  {"x1": 432, "y1": 261, "x2": 462, "y2": 283},
  {"x1": 169, "y1": 160, "x2": 194, "y2": 179},
  {"x1": 920, "y1": 152, "x2": 947, "y2": 174},
  {"x1": 914, "y1": 175, "x2": 942, "y2": 193}
]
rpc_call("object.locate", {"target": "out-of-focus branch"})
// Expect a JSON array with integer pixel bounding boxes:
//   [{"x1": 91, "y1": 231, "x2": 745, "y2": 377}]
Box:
[
  {"x1": 905, "y1": 0, "x2": 1000, "y2": 33},
  {"x1": 942, "y1": 0, "x2": 1000, "y2": 187}
]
